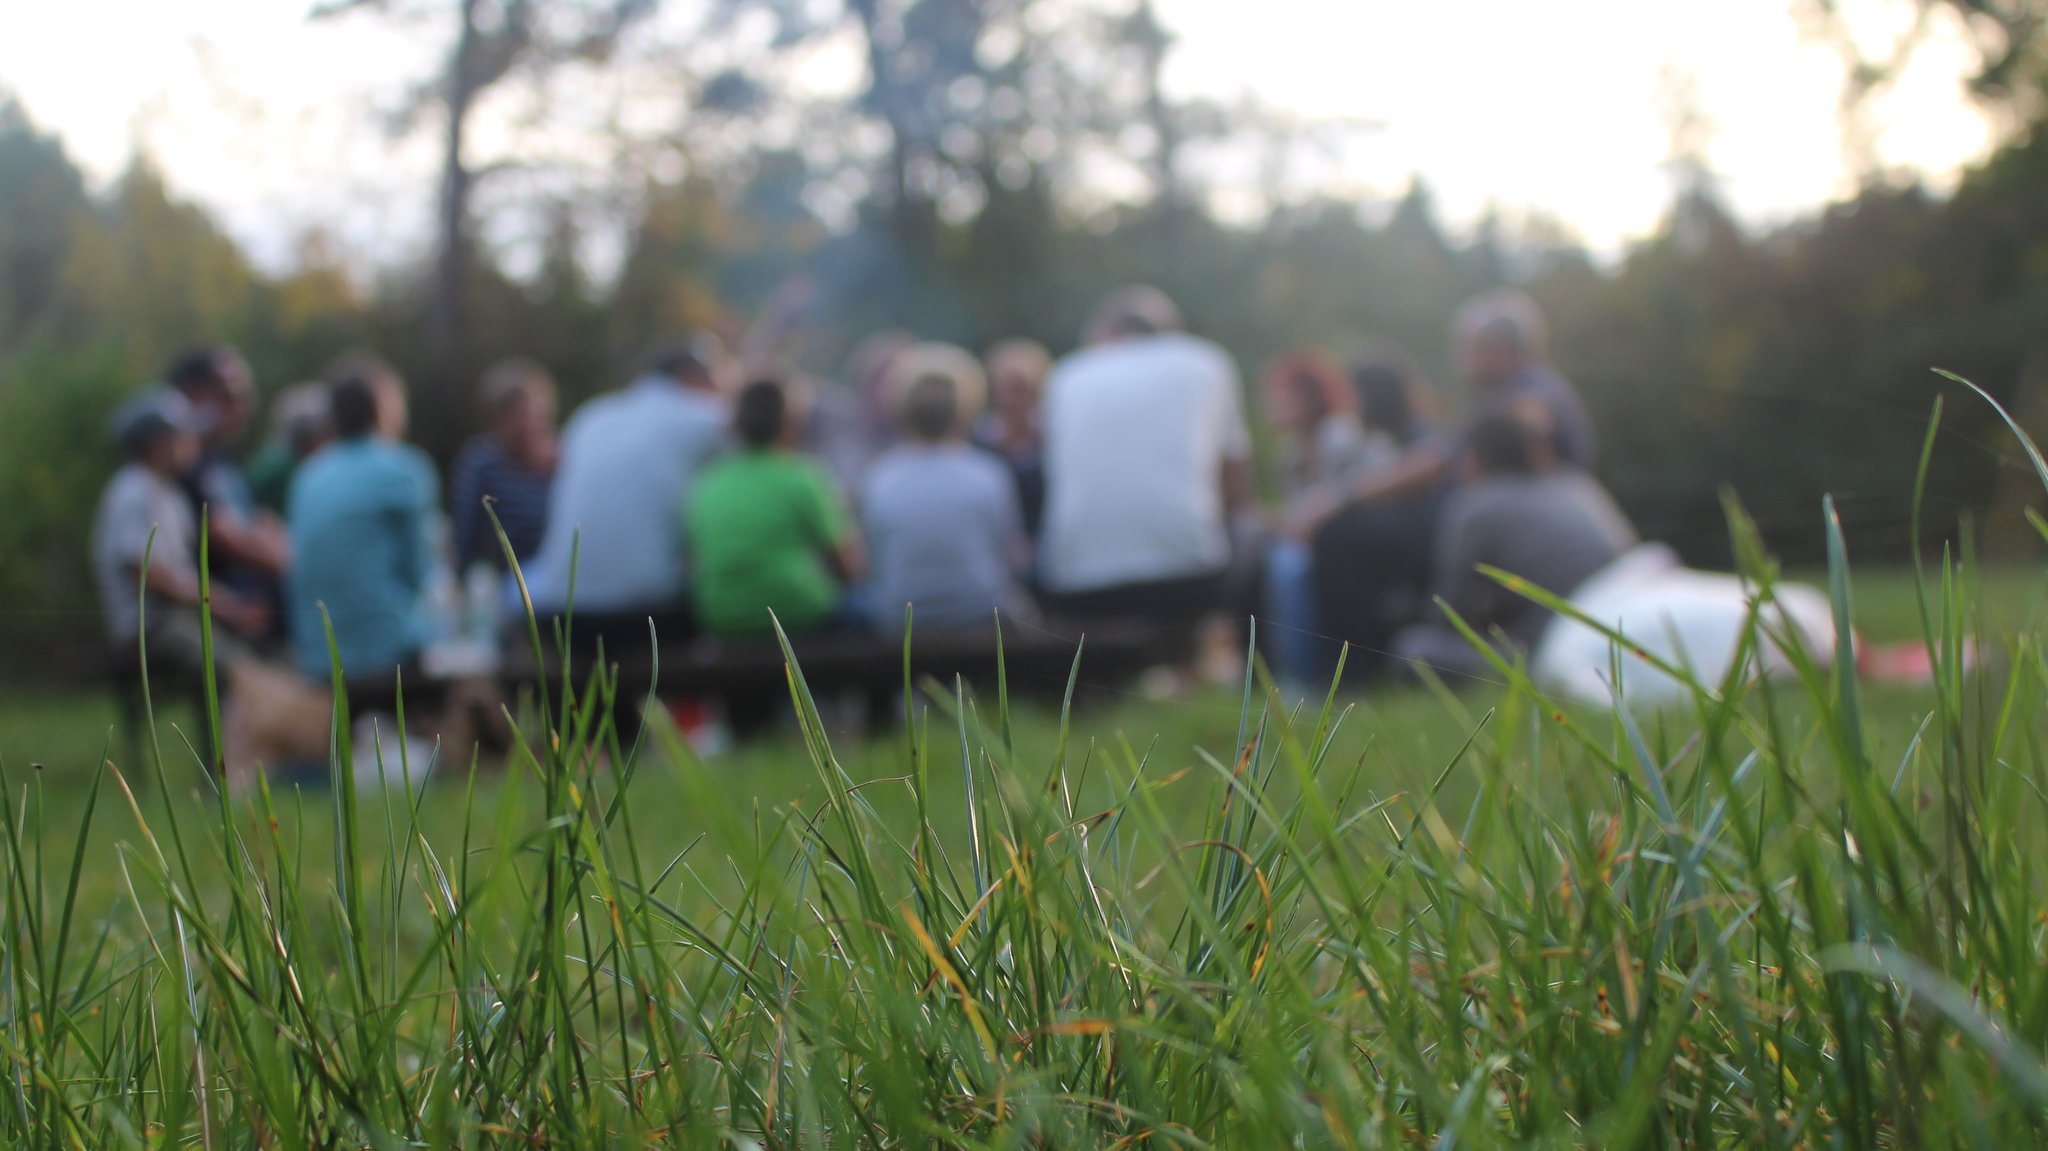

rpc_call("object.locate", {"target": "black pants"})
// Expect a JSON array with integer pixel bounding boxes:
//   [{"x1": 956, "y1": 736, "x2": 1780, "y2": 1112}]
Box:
[
  {"x1": 528, "y1": 605, "x2": 699, "y2": 745},
  {"x1": 1309, "y1": 486, "x2": 1449, "y2": 682}
]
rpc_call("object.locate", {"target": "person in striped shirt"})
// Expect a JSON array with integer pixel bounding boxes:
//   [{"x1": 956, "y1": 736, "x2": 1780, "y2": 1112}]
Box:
[{"x1": 448, "y1": 358, "x2": 559, "y2": 571}]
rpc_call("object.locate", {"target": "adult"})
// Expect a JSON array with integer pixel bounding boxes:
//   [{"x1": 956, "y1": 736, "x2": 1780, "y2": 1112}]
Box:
[
  {"x1": 1305, "y1": 290, "x2": 1596, "y2": 678},
  {"x1": 863, "y1": 345, "x2": 1035, "y2": 633},
  {"x1": 1256, "y1": 348, "x2": 1399, "y2": 689},
  {"x1": 521, "y1": 334, "x2": 731, "y2": 648},
  {"x1": 166, "y1": 346, "x2": 290, "y2": 616},
  {"x1": 448, "y1": 357, "x2": 559, "y2": 570},
  {"x1": 1392, "y1": 400, "x2": 1635, "y2": 684},
  {"x1": 285, "y1": 356, "x2": 441, "y2": 682},
  {"x1": 972, "y1": 338, "x2": 1052, "y2": 538},
  {"x1": 687, "y1": 378, "x2": 863, "y2": 638},
  {"x1": 246, "y1": 382, "x2": 332, "y2": 514},
  {"x1": 811, "y1": 330, "x2": 914, "y2": 491},
  {"x1": 93, "y1": 391, "x2": 267, "y2": 679},
  {"x1": 1038, "y1": 286, "x2": 1252, "y2": 628}
]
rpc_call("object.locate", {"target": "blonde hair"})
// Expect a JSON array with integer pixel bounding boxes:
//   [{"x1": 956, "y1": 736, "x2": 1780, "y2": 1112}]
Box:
[{"x1": 888, "y1": 343, "x2": 987, "y2": 440}]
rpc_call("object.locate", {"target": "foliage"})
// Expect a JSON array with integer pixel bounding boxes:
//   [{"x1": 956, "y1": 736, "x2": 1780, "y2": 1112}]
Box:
[{"x1": 0, "y1": 497, "x2": 2045, "y2": 1144}]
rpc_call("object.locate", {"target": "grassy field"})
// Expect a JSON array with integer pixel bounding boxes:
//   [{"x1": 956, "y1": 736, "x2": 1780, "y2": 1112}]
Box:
[{"x1": 0, "y1": 560, "x2": 2040, "y2": 1146}]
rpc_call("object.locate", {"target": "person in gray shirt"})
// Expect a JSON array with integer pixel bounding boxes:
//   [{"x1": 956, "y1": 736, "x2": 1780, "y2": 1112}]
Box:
[
  {"x1": 1393, "y1": 398, "x2": 1636, "y2": 683},
  {"x1": 860, "y1": 345, "x2": 1036, "y2": 634}
]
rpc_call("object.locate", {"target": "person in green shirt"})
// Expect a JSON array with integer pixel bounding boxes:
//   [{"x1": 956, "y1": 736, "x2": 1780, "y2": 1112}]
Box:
[{"x1": 686, "y1": 378, "x2": 865, "y2": 637}]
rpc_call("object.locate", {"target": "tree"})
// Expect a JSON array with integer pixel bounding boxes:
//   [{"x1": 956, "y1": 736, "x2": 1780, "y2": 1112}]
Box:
[{"x1": 314, "y1": 0, "x2": 663, "y2": 373}]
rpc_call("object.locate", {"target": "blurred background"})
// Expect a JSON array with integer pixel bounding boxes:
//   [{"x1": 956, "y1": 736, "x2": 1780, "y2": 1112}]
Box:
[{"x1": 2, "y1": 0, "x2": 2045, "y2": 676}]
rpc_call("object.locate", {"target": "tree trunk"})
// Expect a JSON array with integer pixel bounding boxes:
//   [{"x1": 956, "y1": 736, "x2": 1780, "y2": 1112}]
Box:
[{"x1": 430, "y1": 0, "x2": 482, "y2": 372}]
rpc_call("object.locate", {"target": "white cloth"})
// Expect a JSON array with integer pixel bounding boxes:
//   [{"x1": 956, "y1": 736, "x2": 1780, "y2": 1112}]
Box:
[
  {"x1": 92, "y1": 463, "x2": 197, "y2": 641},
  {"x1": 522, "y1": 377, "x2": 728, "y2": 613},
  {"x1": 1531, "y1": 544, "x2": 1841, "y2": 709},
  {"x1": 1038, "y1": 333, "x2": 1250, "y2": 592}
]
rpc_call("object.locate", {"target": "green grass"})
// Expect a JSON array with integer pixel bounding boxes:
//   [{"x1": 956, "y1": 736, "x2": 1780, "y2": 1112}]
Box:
[{"x1": 0, "y1": 560, "x2": 2042, "y2": 1147}]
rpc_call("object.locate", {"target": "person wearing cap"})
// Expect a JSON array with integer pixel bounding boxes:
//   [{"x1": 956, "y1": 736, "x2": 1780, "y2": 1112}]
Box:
[
  {"x1": 92, "y1": 391, "x2": 268, "y2": 678},
  {"x1": 448, "y1": 357, "x2": 559, "y2": 570},
  {"x1": 521, "y1": 333, "x2": 733, "y2": 651},
  {"x1": 861, "y1": 344, "x2": 1036, "y2": 633},
  {"x1": 285, "y1": 354, "x2": 440, "y2": 681},
  {"x1": 1037, "y1": 286, "x2": 1253, "y2": 628}
]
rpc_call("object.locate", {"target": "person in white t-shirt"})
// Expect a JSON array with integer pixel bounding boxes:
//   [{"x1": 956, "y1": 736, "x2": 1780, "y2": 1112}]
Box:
[{"x1": 1038, "y1": 287, "x2": 1253, "y2": 627}]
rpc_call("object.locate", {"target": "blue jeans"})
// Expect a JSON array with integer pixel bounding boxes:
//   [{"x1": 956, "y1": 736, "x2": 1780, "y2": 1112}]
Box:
[{"x1": 1263, "y1": 540, "x2": 1325, "y2": 687}]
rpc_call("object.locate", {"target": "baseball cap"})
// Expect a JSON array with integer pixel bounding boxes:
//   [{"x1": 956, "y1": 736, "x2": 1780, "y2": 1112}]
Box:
[{"x1": 109, "y1": 389, "x2": 204, "y2": 458}]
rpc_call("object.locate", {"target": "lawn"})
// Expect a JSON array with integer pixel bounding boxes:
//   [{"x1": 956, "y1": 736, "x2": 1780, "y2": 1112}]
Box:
[{"x1": 0, "y1": 560, "x2": 2039, "y2": 1146}]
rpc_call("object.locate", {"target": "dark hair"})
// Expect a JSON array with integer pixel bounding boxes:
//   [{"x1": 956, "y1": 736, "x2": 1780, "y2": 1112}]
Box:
[
  {"x1": 640, "y1": 332, "x2": 722, "y2": 385},
  {"x1": 325, "y1": 351, "x2": 398, "y2": 439},
  {"x1": 1466, "y1": 403, "x2": 1549, "y2": 476},
  {"x1": 734, "y1": 379, "x2": 788, "y2": 449},
  {"x1": 902, "y1": 374, "x2": 960, "y2": 441},
  {"x1": 166, "y1": 346, "x2": 231, "y2": 395},
  {"x1": 330, "y1": 377, "x2": 381, "y2": 440},
  {"x1": 1350, "y1": 350, "x2": 1427, "y2": 446}
]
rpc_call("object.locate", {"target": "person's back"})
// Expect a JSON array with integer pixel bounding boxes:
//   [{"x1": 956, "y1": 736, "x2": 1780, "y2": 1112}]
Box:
[
  {"x1": 687, "y1": 380, "x2": 858, "y2": 638},
  {"x1": 286, "y1": 367, "x2": 439, "y2": 680},
  {"x1": 862, "y1": 346, "x2": 1032, "y2": 631},
  {"x1": 524, "y1": 340, "x2": 728, "y2": 615},
  {"x1": 1435, "y1": 470, "x2": 1635, "y2": 650},
  {"x1": 1040, "y1": 330, "x2": 1248, "y2": 595}
]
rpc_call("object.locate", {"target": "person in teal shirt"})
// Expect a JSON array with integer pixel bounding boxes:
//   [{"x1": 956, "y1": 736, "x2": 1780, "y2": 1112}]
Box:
[
  {"x1": 286, "y1": 355, "x2": 441, "y2": 680},
  {"x1": 686, "y1": 379, "x2": 864, "y2": 638}
]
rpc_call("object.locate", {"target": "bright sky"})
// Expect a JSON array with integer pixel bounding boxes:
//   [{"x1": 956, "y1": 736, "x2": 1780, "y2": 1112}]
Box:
[{"x1": 0, "y1": 0, "x2": 1999, "y2": 268}]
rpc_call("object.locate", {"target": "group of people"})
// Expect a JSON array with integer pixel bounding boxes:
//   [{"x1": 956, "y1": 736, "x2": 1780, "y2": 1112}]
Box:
[{"x1": 92, "y1": 281, "x2": 1643, "y2": 718}]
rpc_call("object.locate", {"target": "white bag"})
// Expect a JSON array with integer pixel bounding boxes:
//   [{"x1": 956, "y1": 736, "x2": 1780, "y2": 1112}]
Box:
[{"x1": 1531, "y1": 545, "x2": 1844, "y2": 710}]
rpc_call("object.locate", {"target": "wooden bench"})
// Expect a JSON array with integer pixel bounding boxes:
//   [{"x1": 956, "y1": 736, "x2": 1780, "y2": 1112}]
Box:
[{"x1": 503, "y1": 618, "x2": 1183, "y2": 731}]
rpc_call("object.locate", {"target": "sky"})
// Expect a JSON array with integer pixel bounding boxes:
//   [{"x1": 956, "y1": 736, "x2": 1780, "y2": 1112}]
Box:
[{"x1": 0, "y1": 0, "x2": 2000, "y2": 269}]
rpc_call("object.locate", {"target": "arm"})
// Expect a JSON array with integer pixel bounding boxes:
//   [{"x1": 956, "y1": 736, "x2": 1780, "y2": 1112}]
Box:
[{"x1": 447, "y1": 445, "x2": 484, "y2": 569}]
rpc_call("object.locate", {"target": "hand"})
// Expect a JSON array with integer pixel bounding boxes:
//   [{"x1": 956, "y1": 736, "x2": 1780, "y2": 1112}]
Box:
[
  {"x1": 216, "y1": 595, "x2": 271, "y2": 638},
  {"x1": 1284, "y1": 487, "x2": 1342, "y2": 542}
]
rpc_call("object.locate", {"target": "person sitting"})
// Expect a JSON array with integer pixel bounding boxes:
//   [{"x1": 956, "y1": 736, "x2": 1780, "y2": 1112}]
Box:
[
  {"x1": 1038, "y1": 286, "x2": 1252, "y2": 639},
  {"x1": 972, "y1": 338, "x2": 1052, "y2": 538},
  {"x1": 687, "y1": 378, "x2": 864, "y2": 640},
  {"x1": 246, "y1": 382, "x2": 332, "y2": 514},
  {"x1": 166, "y1": 345, "x2": 290, "y2": 635},
  {"x1": 448, "y1": 357, "x2": 559, "y2": 571},
  {"x1": 862, "y1": 344, "x2": 1036, "y2": 634},
  {"x1": 94, "y1": 390, "x2": 269, "y2": 681},
  {"x1": 285, "y1": 355, "x2": 440, "y2": 684},
  {"x1": 1303, "y1": 292, "x2": 1593, "y2": 679},
  {"x1": 1392, "y1": 399, "x2": 1636, "y2": 685},
  {"x1": 811, "y1": 330, "x2": 914, "y2": 491},
  {"x1": 521, "y1": 334, "x2": 731, "y2": 652},
  {"x1": 1258, "y1": 348, "x2": 1401, "y2": 689}
]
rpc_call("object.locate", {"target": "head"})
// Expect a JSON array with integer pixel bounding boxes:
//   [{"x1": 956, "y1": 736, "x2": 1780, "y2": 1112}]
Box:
[
  {"x1": 1453, "y1": 288, "x2": 1549, "y2": 391},
  {"x1": 1084, "y1": 285, "x2": 1184, "y2": 346},
  {"x1": 1465, "y1": 397, "x2": 1557, "y2": 479},
  {"x1": 113, "y1": 391, "x2": 205, "y2": 477},
  {"x1": 983, "y1": 338, "x2": 1050, "y2": 425},
  {"x1": 326, "y1": 352, "x2": 408, "y2": 442},
  {"x1": 479, "y1": 357, "x2": 558, "y2": 456},
  {"x1": 1349, "y1": 346, "x2": 1430, "y2": 446},
  {"x1": 266, "y1": 382, "x2": 333, "y2": 460},
  {"x1": 734, "y1": 378, "x2": 805, "y2": 450},
  {"x1": 166, "y1": 345, "x2": 254, "y2": 447},
  {"x1": 639, "y1": 331, "x2": 730, "y2": 394},
  {"x1": 890, "y1": 343, "x2": 986, "y2": 444},
  {"x1": 1258, "y1": 350, "x2": 1353, "y2": 438},
  {"x1": 845, "y1": 330, "x2": 917, "y2": 424}
]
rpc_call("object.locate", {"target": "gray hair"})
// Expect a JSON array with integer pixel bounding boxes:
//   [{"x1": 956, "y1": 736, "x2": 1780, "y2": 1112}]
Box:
[
  {"x1": 1453, "y1": 288, "x2": 1549, "y2": 361},
  {"x1": 1086, "y1": 285, "x2": 1184, "y2": 344}
]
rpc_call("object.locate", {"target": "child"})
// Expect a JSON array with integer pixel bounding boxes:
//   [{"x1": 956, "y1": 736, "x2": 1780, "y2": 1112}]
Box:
[
  {"x1": 862, "y1": 344, "x2": 1035, "y2": 632},
  {"x1": 92, "y1": 391, "x2": 267, "y2": 677},
  {"x1": 686, "y1": 379, "x2": 864, "y2": 638}
]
